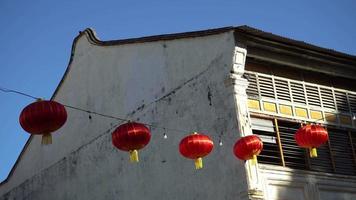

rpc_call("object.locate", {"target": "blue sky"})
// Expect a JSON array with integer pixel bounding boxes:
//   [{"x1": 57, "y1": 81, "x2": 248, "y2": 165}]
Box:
[{"x1": 0, "y1": 0, "x2": 355, "y2": 181}]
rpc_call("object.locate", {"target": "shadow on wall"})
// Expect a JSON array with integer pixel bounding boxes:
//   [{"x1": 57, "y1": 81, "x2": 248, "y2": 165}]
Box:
[{"x1": 262, "y1": 165, "x2": 356, "y2": 200}]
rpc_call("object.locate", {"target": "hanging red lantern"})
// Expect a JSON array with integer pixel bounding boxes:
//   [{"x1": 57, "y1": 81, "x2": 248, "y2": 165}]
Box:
[
  {"x1": 19, "y1": 99, "x2": 67, "y2": 145},
  {"x1": 295, "y1": 124, "x2": 328, "y2": 158},
  {"x1": 179, "y1": 132, "x2": 214, "y2": 169},
  {"x1": 112, "y1": 122, "x2": 151, "y2": 163},
  {"x1": 233, "y1": 135, "x2": 263, "y2": 165}
]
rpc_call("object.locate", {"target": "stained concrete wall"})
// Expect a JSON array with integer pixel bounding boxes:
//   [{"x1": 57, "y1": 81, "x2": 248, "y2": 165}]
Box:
[
  {"x1": 260, "y1": 165, "x2": 356, "y2": 200},
  {"x1": 0, "y1": 30, "x2": 250, "y2": 199}
]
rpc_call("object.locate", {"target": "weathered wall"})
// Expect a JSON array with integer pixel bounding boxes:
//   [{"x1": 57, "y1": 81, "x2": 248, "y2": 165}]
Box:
[
  {"x1": 260, "y1": 165, "x2": 356, "y2": 200},
  {"x1": 1, "y1": 30, "x2": 250, "y2": 199}
]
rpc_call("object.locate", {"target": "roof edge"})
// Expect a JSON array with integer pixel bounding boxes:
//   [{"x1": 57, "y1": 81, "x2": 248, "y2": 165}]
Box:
[
  {"x1": 235, "y1": 25, "x2": 356, "y2": 61},
  {"x1": 83, "y1": 26, "x2": 235, "y2": 46}
]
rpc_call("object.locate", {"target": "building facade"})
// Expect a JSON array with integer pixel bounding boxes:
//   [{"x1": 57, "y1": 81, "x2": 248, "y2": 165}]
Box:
[{"x1": 1, "y1": 26, "x2": 356, "y2": 200}]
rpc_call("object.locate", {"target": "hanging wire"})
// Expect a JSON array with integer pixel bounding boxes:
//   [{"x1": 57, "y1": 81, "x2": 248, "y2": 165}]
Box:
[
  {"x1": 62, "y1": 104, "x2": 129, "y2": 122},
  {"x1": 1, "y1": 84, "x2": 334, "y2": 138},
  {"x1": 0, "y1": 87, "x2": 39, "y2": 100},
  {"x1": 0, "y1": 85, "x2": 195, "y2": 135}
]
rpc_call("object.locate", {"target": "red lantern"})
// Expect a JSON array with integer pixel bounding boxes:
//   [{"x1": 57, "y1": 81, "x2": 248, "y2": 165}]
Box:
[
  {"x1": 295, "y1": 124, "x2": 328, "y2": 158},
  {"x1": 19, "y1": 100, "x2": 67, "y2": 145},
  {"x1": 112, "y1": 122, "x2": 151, "y2": 163},
  {"x1": 179, "y1": 132, "x2": 214, "y2": 169},
  {"x1": 233, "y1": 135, "x2": 263, "y2": 165}
]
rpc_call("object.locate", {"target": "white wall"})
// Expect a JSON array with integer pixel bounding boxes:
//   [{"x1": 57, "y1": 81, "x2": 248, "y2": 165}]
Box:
[
  {"x1": 260, "y1": 164, "x2": 356, "y2": 200},
  {"x1": 1, "y1": 30, "x2": 251, "y2": 199}
]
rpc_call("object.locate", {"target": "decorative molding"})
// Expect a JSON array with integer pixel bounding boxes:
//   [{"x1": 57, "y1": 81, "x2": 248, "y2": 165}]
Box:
[
  {"x1": 232, "y1": 47, "x2": 247, "y2": 76},
  {"x1": 229, "y1": 46, "x2": 265, "y2": 199}
]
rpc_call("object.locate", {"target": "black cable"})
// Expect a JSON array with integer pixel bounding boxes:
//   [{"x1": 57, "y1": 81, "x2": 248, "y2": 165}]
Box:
[
  {"x1": 63, "y1": 104, "x2": 190, "y2": 133},
  {"x1": 0, "y1": 87, "x2": 39, "y2": 100},
  {"x1": 62, "y1": 104, "x2": 128, "y2": 122},
  {"x1": 0, "y1": 85, "x2": 194, "y2": 134}
]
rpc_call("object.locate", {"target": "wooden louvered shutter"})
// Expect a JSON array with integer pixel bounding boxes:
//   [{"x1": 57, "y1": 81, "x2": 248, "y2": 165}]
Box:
[
  {"x1": 290, "y1": 81, "x2": 306, "y2": 105},
  {"x1": 309, "y1": 139, "x2": 334, "y2": 173},
  {"x1": 328, "y1": 128, "x2": 356, "y2": 175},
  {"x1": 274, "y1": 79, "x2": 291, "y2": 102},
  {"x1": 334, "y1": 91, "x2": 349, "y2": 112},
  {"x1": 348, "y1": 93, "x2": 356, "y2": 113},
  {"x1": 258, "y1": 75, "x2": 275, "y2": 99},
  {"x1": 245, "y1": 73, "x2": 259, "y2": 98},
  {"x1": 277, "y1": 121, "x2": 306, "y2": 169},
  {"x1": 305, "y1": 85, "x2": 321, "y2": 107},
  {"x1": 251, "y1": 118, "x2": 281, "y2": 165},
  {"x1": 349, "y1": 131, "x2": 356, "y2": 170},
  {"x1": 320, "y1": 88, "x2": 336, "y2": 110}
]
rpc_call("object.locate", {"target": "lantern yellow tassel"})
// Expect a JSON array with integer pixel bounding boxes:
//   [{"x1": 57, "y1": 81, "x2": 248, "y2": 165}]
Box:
[
  {"x1": 41, "y1": 133, "x2": 52, "y2": 145},
  {"x1": 250, "y1": 155, "x2": 257, "y2": 165},
  {"x1": 309, "y1": 148, "x2": 318, "y2": 158},
  {"x1": 195, "y1": 157, "x2": 203, "y2": 169},
  {"x1": 129, "y1": 150, "x2": 139, "y2": 163}
]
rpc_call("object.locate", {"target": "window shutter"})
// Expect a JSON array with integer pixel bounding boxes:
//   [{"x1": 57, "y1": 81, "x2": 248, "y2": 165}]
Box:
[
  {"x1": 348, "y1": 93, "x2": 356, "y2": 113},
  {"x1": 320, "y1": 88, "x2": 336, "y2": 110},
  {"x1": 349, "y1": 131, "x2": 356, "y2": 169},
  {"x1": 275, "y1": 79, "x2": 291, "y2": 102},
  {"x1": 251, "y1": 118, "x2": 281, "y2": 165},
  {"x1": 305, "y1": 85, "x2": 321, "y2": 107},
  {"x1": 258, "y1": 75, "x2": 275, "y2": 99},
  {"x1": 290, "y1": 82, "x2": 306, "y2": 105},
  {"x1": 334, "y1": 91, "x2": 349, "y2": 112},
  {"x1": 328, "y1": 128, "x2": 356, "y2": 175},
  {"x1": 278, "y1": 121, "x2": 306, "y2": 169},
  {"x1": 250, "y1": 116, "x2": 356, "y2": 175},
  {"x1": 309, "y1": 143, "x2": 334, "y2": 173},
  {"x1": 245, "y1": 73, "x2": 259, "y2": 98}
]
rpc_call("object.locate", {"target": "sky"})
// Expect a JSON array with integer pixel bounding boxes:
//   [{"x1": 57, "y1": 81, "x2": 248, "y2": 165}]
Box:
[{"x1": 0, "y1": 0, "x2": 356, "y2": 182}]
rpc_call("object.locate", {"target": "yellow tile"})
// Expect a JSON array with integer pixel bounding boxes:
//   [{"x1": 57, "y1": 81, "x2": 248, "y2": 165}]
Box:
[
  {"x1": 263, "y1": 102, "x2": 277, "y2": 113},
  {"x1": 325, "y1": 112, "x2": 337, "y2": 123},
  {"x1": 295, "y1": 107, "x2": 308, "y2": 118},
  {"x1": 310, "y1": 110, "x2": 323, "y2": 120},
  {"x1": 279, "y1": 105, "x2": 293, "y2": 116},
  {"x1": 248, "y1": 99, "x2": 260, "y2": 110},
  {"x1": 340, "y1": 115, "x2": 352, "y2": 125}
]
